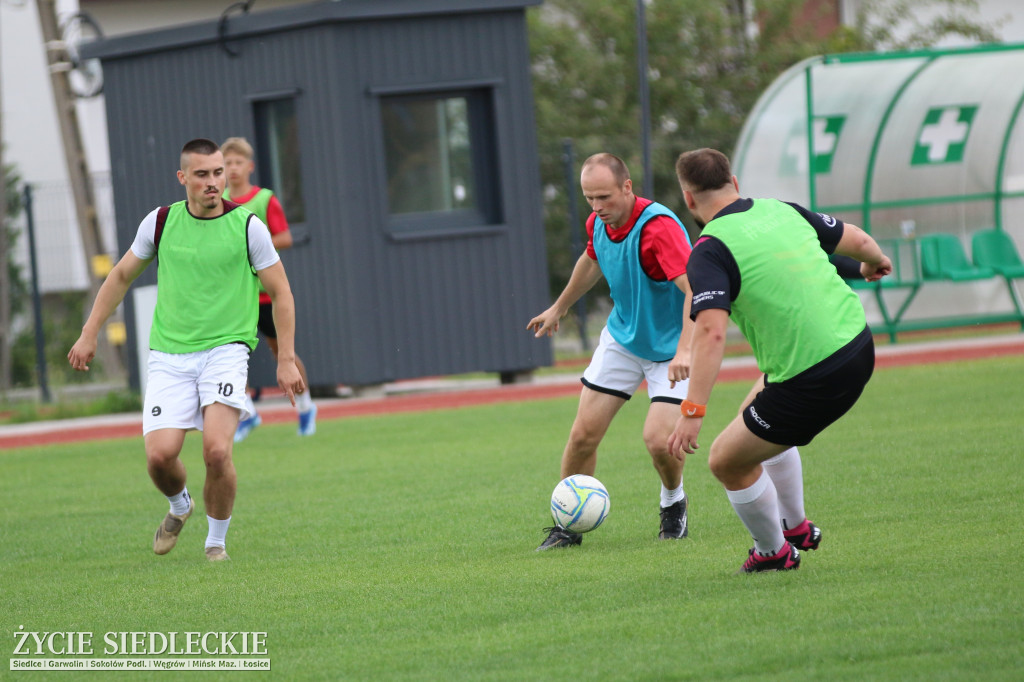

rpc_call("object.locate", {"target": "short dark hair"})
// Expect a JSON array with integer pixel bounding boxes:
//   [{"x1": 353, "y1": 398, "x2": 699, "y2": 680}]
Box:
[
  {"x1": 582, "y1": 152, "x2": 630, "y2": 186},
  {"x1": 180, "y1": 138, "x2": 221, "y2": 171},
  {"x1": 675, "y1": 148, "x2": 732, "y2": 193},
  {"x1": 182, "y1": 138, "x2": 220, "y2": 157}
]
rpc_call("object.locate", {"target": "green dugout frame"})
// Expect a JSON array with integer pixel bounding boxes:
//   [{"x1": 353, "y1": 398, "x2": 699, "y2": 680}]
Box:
[{"x1": 733, "y1": 43, "x2": 1024, "y2": 341}]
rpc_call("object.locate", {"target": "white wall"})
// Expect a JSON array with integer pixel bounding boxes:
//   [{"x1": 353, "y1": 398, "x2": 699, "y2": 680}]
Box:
[
  {"x1": 1, "y1": 0, "x2": 95, "y2": 291},
  {"x1": 1, "y1": 0, "x2": 85, "y2": 184}
]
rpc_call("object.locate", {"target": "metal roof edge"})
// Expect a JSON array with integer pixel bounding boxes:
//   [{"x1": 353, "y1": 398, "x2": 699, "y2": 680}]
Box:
[
  {"x1": 80, "y1": 0, "x2": 543, "y2": 61},
  {"x1": 733, "y1": 55, "x2": 822, "y2": 174},
  {"x1": 821, "y1": 40, "x2": 1024, "y2": 65}
]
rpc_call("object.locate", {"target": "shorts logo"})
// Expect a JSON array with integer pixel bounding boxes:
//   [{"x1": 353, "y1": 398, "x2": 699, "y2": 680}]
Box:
[
  {"x1": 151, "y1": 406, "x2": 162, "y2": 417},
  {"x1": 748, "y1": 406, "x2": 771, "y2": 430}
]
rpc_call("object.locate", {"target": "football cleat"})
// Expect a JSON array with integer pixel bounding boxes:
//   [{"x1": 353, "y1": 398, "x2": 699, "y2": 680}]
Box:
[
  {"x1": 737, "y1": 542, "x2": 800, "y2": 574},
  {"x1": 784, "y1": 519, "x2": 822, "y2": 551},
  {"x1": 153, "y1": 496, "x2": 194, "y2": 555},
  {"x1": 536, "y1": 526, "x2": 582, "y2": 551},
  {"x1": 205, "y1": 546, "x2": 230, "y2": 562},
  {"x1": 658, "y1": 496, "x2": 689, "y2": 539},
  {"x1": 234, "y1": 413, "x2": 262, "y2": 443},
  {"x1": 298, "y1": 404, "x2": 318, "y2": 437}
]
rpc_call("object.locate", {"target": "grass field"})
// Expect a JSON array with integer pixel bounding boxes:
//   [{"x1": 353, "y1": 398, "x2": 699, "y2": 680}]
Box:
[{"x1": 2, "y1": 356, "x2": 1022, "y2": 681}]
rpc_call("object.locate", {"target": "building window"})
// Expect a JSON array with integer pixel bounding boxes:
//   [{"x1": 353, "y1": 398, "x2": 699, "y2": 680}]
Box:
[
  {"x1": 254, "y1": 97, "x2": 305, "y2": 224},
  {"x1": 381, "y1": 89, "x2": 500, "y2": 233}
]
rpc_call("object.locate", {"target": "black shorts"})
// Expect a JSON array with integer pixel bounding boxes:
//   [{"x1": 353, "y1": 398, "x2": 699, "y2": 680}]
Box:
[
  {"x1": 743, "y1": 327, "x2": 874, "y2": 446},
  {"x1": 256, "y1": 302, "x2": 276, "y2": 339}
]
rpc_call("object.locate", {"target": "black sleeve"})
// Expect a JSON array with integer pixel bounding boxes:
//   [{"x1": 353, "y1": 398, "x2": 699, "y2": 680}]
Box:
[
  {"x1": 830, "y1": 254, "x2": 863, "y2": 280},
  {"x1": 784, "y1": 202, "x2": 845, "y2": 254},
  {"x1": 687, "y1": 236, "x2": 740, "y2": 320}
]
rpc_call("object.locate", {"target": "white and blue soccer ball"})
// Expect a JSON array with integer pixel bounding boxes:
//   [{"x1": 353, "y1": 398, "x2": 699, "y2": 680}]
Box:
[{"x1": 550, "y1": 475, "x2": 610, "y2": 533}]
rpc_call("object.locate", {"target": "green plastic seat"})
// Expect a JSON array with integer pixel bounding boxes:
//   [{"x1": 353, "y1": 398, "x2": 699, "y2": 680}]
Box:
[
  {"x1": 971, "y1": 229, "x2": 1024, "y2": 279},
  {"x1": 919, "y1": 234, "x2": 995, "y2": 282}
]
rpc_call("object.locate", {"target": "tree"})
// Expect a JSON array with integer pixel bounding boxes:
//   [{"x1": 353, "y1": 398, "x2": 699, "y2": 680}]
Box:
[
  {"x1": 1, "y1": 153, "x2": 28, "y2": 393},
  {"x1": 844, "y1": 0, "x2": 1000, "y2": 51},
  {"x1": 527, "y1": 0, "x2": 1000, "y2": 296}
]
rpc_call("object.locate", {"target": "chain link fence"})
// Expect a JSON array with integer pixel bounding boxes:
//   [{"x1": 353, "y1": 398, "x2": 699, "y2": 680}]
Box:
[{"x1": 4, "y1": 172, "x2": 129, "y2": 403}]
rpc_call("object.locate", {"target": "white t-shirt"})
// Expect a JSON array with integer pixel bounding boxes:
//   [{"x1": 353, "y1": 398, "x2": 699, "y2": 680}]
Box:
[{"x1": 130, "y1": 205, "x2": 280, "y2": 272}]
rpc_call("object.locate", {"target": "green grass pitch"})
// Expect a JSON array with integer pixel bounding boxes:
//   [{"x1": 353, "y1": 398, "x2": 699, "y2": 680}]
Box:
[{"x1": 2, "y1": 356, "x2": 1022, "y2": 680}]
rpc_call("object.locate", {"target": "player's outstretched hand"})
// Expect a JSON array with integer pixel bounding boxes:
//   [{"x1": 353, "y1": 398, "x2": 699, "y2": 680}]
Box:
[
  {"x1": 526, "y1": 307, "x2": 562, "y2": 338},
  {"x1": 68, "y1": 334, "x2": 98, "y2": 372}
]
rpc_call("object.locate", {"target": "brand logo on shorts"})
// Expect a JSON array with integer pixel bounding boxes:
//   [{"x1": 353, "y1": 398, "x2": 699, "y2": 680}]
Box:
[
  {"x1": 151, "y1": 406, "x2": 162, "y2": 417},
  {"x1": 748, "y1": 406, "x2": 770, "y2": 430}
]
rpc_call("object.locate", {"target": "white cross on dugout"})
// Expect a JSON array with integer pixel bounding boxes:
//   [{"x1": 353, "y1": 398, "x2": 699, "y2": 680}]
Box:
[
  {"x1": 918, "y1": 108, "x2": 969, "y2": 162},
  {"x1": 813, "y1": 118, "x2": 838, "y2": 156},
  {"x1": 784, "y1": 119, "x2": 839, "y2": 173}
]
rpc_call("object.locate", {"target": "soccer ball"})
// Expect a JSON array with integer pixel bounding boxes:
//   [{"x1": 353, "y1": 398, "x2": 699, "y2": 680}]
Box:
[{"x1": 550, "y1": 475, "x2": 610, "y2": 533}]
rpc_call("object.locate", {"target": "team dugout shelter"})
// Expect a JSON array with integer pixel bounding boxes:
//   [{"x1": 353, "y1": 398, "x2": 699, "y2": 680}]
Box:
[
  {"x1": 80, "y1": 0, "x2": 552, "y2": 394},
  {"x1": 733, "y1": 42, "x2": 1024, "y2": 341}
]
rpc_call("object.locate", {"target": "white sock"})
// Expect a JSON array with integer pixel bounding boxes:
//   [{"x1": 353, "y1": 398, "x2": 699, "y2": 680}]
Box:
[
  {"x1": 295, "y1": 390, "x2": 312, "y2": 413},
  {"x1": 660, "y1": 482, "x2": 685, "y2": 508},
  {"x1": 762, "y1": 447, "x2": 806, "y2": 530},
  {"x1": 205, "y1": 516, "x2": 231, "y2": 549},
  {"x1": 725, "y1": 469, "x2": 785, "y2": 556},
  {"x1": 167, "y1": 487, "x2": 191, "y2": 517},
  {"x1": 243, "y1": 394, "x2": 257, "y2": 421}
]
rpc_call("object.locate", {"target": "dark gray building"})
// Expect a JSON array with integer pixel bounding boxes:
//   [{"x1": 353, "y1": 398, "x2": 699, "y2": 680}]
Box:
[{"x1": 83, "y1": 0, "x2": 552, "y2": 392}]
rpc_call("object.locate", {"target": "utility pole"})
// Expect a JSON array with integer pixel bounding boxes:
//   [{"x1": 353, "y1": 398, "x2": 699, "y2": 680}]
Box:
[
  {"x1": 0, "y1": 2, "x2": 11, "y2": 394},
  {"x1": 35, "y1": 0, "x2": 123, "y2": 380},
  {"x1": 636, "y1": 0, "x2": 652, "y2": 197}
]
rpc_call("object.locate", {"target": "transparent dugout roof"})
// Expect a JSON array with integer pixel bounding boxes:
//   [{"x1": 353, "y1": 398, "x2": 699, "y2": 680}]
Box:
[{"x1": 733, "y1": 43, "x2": 1024, "y2": 242}]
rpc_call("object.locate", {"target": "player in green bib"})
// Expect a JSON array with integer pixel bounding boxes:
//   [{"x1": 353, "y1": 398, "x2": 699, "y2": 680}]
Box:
[
  {"x1": 69, "y1": 138, "x2": 305, "y2": 562},
  {"x1": 669, "y1": 148, "x2": 892, "y2": 574},
  {"x1": 221, "y1": 136, "x2": 317, "y2": 441}
]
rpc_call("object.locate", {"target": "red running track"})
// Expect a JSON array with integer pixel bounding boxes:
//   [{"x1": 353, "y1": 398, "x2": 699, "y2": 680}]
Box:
[{"x1": 1, "y1": 337, "x2": 1021, "y2": 450}]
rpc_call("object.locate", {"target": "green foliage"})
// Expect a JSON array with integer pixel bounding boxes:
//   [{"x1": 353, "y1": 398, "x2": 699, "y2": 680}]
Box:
[
  {"x1": 527, "y1": 0, "x2": 1001, "y2": 299},
  {"x1": 849, "y1": 0, "x2": 1000, "y2": 50},
  {"x1": 1, "y1": 357, "x2": 1022, "y2": 679},
  {"x1": 2, "y1": 389, "x2": 140, "y2": 424},
  {"x1": 3, "y1": 156, "x2": 31, "y2": 395},
  {"x1": 11, "y1": 292, "x2": 95, "y2": 387},
  {"x1": 3, "y1": 160, "x2": 28, "y2": 319}
]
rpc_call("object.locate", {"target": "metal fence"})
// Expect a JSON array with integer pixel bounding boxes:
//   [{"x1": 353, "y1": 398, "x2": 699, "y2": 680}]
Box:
[
  {"x1": 4, "y1": 172, "x2": 125, "y2": 401},
  {"x1": 17, "y1": 172, "x2": 119, "y2": 294}
]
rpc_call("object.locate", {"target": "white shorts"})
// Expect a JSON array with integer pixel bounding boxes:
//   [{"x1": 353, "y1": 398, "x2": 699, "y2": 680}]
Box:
[
  {"x1": 581, "y1": 326, "x2": 689, "y2": 403},
  {"x1": 143, "y1": 344, "x2": 252, "y2": 435}
]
